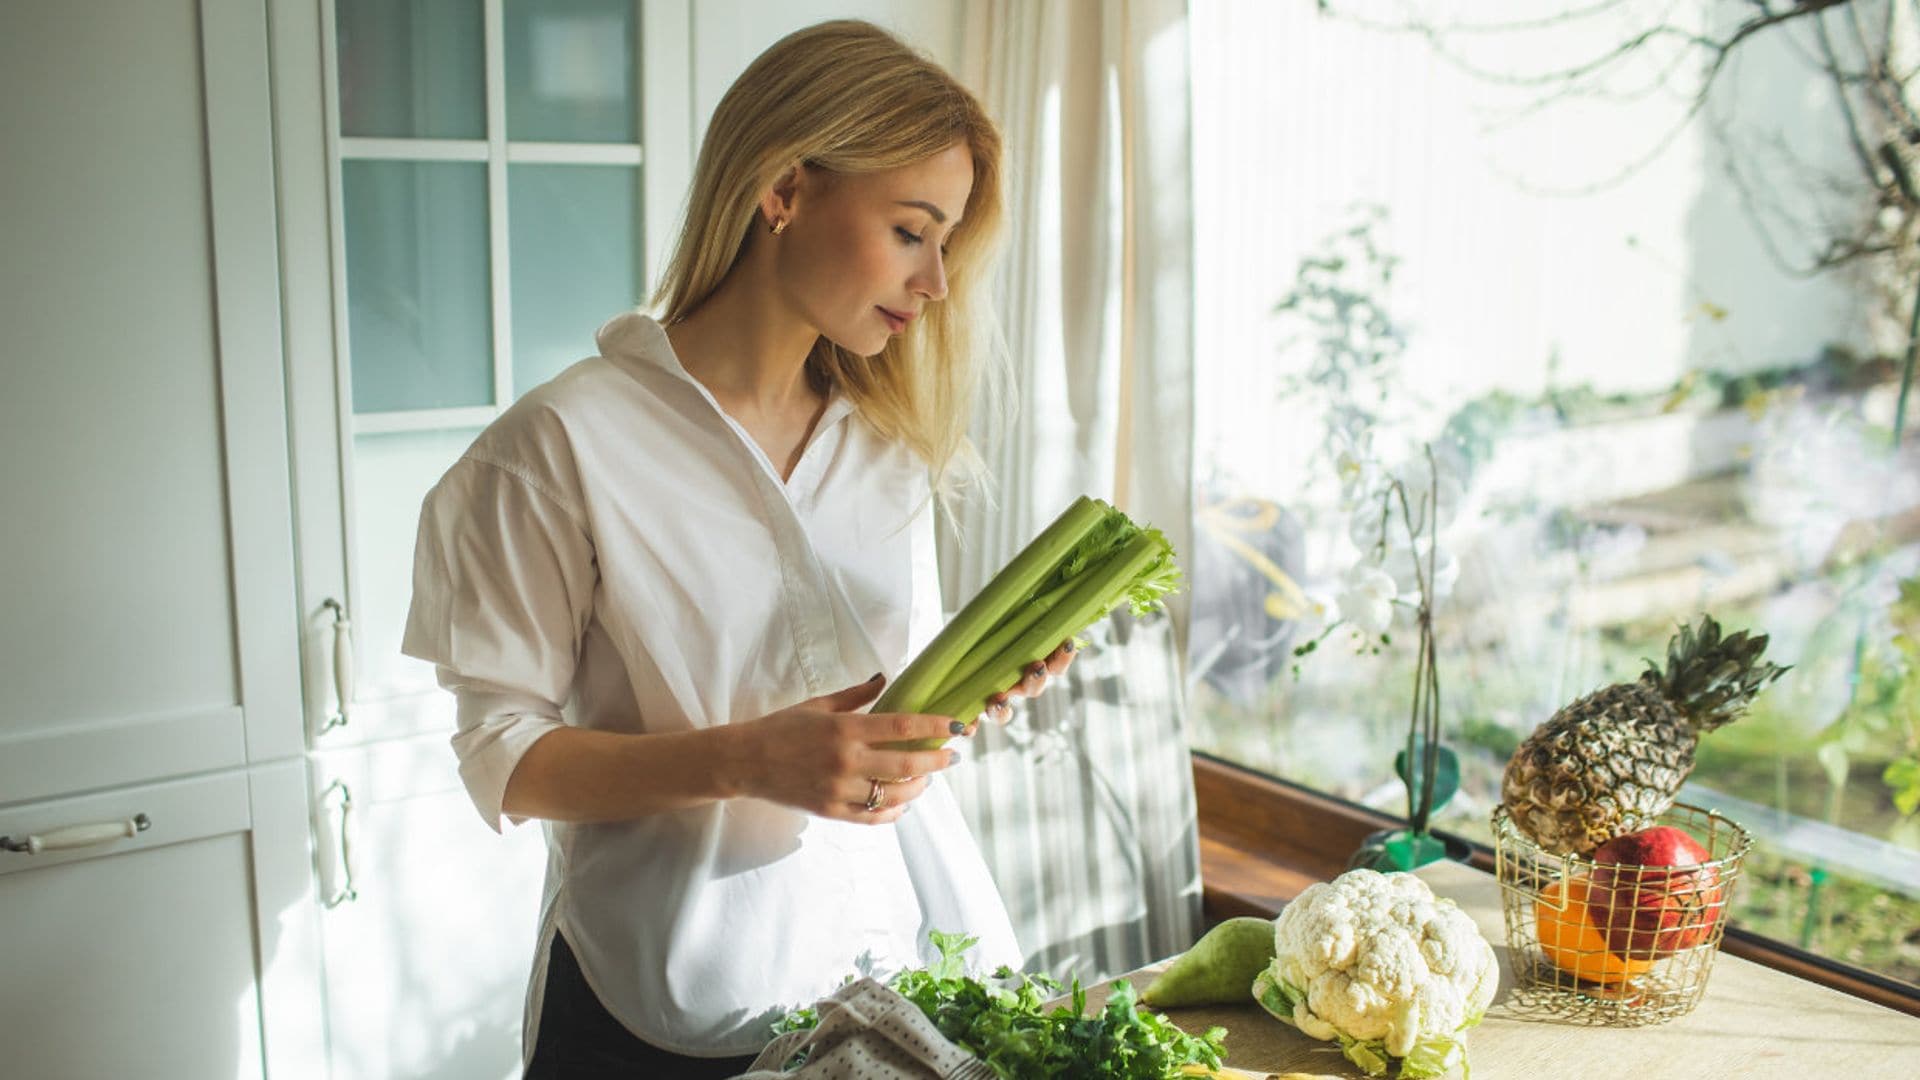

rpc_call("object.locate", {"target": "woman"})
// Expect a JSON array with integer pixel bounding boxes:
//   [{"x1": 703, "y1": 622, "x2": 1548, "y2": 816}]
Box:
[{"x1": 402, "y1": 19, "x2": 1071, "y2": 1078}]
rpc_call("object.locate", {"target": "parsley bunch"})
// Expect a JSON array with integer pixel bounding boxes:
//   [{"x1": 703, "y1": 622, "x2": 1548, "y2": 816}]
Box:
[{"x1": 770, "y1": 930, "x2": 1228, "y2": 1079}]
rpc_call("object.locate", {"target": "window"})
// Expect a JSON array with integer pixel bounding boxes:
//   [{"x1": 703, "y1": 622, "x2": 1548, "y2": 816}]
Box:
[{"x1": 1188, "y1": 0, "x2": 1920, "y2": 991}]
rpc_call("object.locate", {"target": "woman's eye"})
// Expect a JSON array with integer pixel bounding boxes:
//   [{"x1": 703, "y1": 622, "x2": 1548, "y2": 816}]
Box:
[{"x1": 894, "y1": 226, "x2": 922, "y2": 246}]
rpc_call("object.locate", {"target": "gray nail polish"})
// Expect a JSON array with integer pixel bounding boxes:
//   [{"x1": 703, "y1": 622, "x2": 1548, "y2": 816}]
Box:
[
  {"x1": 947, "y1": 750, "x2": 960, "y2": 766},
  {"x1": 949, "y1": 719, "x2": 968, "y2": 735}
]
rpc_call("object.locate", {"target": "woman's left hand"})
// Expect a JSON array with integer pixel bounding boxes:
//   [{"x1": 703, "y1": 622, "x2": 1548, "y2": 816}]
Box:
[{"x1": 971, "y1": 639, "x2": 1076, "y2": 733}]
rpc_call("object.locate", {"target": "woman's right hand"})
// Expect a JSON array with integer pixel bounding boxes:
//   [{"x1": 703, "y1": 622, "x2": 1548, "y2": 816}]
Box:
[{"x1": 731, "y1": 674, "x2": 963, "y2": 824}]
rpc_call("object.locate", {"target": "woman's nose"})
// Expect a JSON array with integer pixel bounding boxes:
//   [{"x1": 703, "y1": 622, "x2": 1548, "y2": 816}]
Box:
[{"x1": 911, "y1": 253, "x2": 948, "y2": 301}]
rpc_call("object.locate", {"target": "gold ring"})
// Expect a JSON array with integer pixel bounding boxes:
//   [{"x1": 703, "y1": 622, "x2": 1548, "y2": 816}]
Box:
[{"x1": 864, "y1": 778, "x2": 886, "y2": 812}]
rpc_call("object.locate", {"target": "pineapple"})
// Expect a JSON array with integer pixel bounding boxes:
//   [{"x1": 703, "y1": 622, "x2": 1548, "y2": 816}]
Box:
[{"x1": 1502, "y1": 617, "x2": 1787, "y2": 856}]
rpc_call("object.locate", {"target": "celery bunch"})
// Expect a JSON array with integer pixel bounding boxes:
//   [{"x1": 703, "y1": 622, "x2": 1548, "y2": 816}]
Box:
[{"x1": 875, "y1": 496, "x2": 1181, "y2": 749}]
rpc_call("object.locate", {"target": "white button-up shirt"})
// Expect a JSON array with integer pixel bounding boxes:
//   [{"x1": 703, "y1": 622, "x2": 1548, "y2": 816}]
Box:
[{"x1": 402, "y1": 313, "x2": 1020, "y2": 1058}]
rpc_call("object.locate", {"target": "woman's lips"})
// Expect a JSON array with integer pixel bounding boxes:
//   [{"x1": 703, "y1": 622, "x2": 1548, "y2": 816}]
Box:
[{"x1": 877, "y1": 306, "x2": 910, "y2": 333}]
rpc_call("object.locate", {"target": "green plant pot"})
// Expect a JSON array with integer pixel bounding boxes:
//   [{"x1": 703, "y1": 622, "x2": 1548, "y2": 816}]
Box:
[{"x1": 1348, "y1": 827, "x2": 1472, "y2": 872}]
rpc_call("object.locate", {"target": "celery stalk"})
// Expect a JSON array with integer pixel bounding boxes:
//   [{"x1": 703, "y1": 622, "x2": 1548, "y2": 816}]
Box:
[
  {"x1": 873, "y1": 495, "x2": 1109, "y2": 715},
  {"x1": 932, "y1": 570, "x2": 1084, "y2": 698},
  {"x1": 921, "y1": 530, "x2": 1171, "y2": 724},
  {"x1": 873, "y1": 499, "x2": 1180, "y2": 751},
  {"x1": 929, "y1": 511, "x2": 1148, "y2": 698}
]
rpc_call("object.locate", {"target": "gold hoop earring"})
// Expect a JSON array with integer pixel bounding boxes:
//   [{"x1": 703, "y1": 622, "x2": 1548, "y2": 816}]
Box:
[{"x1": 770, "y1": 218, "x2": 788, "y2": 236}]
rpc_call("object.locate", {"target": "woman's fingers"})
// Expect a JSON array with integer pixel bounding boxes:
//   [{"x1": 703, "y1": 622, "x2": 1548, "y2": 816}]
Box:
[
  {"x1": 856, "y1": 709, "x2": 965, "y2": 748},
  {"x1": 997, "y1": 661, "x2": 1048, "y2": 703},
  {"x1": 1045, "y1": 639, "x2": 1077, "y2": 676},
  {"x1": 748, "y1": 694, "x2": 971, "y2": 821},
  {"x1": 836, "y1": 774, "x2": 933, "y2": 822},
  {"x1": 861, "y1": 746, "x2": 958, "y2": 783}
]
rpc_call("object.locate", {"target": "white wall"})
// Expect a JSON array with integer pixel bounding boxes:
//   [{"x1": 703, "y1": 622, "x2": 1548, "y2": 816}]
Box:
[{"x1": 687, "y1": 1, "x2": 963, "y2": 160}]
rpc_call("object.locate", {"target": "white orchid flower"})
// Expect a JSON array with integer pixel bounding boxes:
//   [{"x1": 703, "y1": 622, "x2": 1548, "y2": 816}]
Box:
[
  {"x1": 1381, "y1": 545, "x2": 1460, "y2": 605},
  {"x1": 1393, "y1": 458, "x2": 1464, "y2": 534},
  {"x1": 1336, "y1": 564, "x2": 1400, "y2": 635},
  {"x1": 1336, "y1": 448, "x2": 1381, "y2": 505}
]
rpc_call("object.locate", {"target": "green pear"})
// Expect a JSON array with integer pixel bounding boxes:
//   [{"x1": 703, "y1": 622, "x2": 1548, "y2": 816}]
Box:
[{"x1": 1141, "y1": 916, "x2": 1278, "y2": 1008}]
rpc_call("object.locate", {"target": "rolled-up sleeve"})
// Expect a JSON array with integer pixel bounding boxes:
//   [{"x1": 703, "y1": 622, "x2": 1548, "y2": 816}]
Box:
[{"x1": 401, "y1": 454, "x2": 596, "y2": 832}]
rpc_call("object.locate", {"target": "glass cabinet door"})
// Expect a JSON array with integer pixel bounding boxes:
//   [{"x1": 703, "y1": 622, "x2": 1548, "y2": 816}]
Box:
[
  {"x1": 288, "y1": 2, "x2": 684, "y2": 1076},
  {"x1": 505, "y1": 0, "x2": 640, "y2": 144},
  {"x1": 327, "y1": 0, "x2": 648, "y2": 747}
]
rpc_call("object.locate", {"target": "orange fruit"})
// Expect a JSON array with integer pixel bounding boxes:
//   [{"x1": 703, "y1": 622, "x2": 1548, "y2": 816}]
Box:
[{"x1": 1535, "y1": 876, "x2": 1656, "y2": 985}]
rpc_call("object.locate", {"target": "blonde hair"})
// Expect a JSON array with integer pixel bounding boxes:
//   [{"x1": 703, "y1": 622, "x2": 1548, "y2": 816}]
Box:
[{"x1": 652, "y1": 20, "x2": 1006, "y2": 505}]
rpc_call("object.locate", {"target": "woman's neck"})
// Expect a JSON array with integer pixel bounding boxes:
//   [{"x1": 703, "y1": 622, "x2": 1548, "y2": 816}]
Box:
[{"x1": 664, "y1": 263, "x2": 823, "y2": 417}]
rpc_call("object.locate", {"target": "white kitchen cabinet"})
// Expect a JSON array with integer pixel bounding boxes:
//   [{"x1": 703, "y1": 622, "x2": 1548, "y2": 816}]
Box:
[
  {"x1": 0, "y1": 0, "x2": 300, "y2": 799},
  {"x1": 307, "y1": 736, "x2": 548, "y2": 1080},
  {"x1": 0, "y1": 0, "x2": 321, "y2": 1076},
  {"x1": 0, "y1": 763, "x2": 323, "y2": 1080},
  {"x1": 4, "y1": 1, "x2": 963, "y2": 1076}
]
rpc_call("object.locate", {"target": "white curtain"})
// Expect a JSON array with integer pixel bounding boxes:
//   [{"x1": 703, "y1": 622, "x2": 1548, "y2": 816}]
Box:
[{"x1": 939, "y1": 0, "x2": 1201, "y2": 982}]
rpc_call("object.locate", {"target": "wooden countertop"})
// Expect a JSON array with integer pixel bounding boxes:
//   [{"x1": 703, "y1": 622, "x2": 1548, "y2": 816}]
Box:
[{"x1": 1090, "y1": 861, "x2": 1917, "y2": 1078}]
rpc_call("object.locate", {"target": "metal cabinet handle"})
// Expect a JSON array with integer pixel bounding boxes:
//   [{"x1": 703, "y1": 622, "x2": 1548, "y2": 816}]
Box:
[
  {"x1": 319, "y1": 780, "x2": 358, "y2": 907},
  {"x1": 320, "y1": 598, "x2": 354, "y2": 735},
  {"x1": 2, "y1": 813, "x2": 151, "y2": 855}
]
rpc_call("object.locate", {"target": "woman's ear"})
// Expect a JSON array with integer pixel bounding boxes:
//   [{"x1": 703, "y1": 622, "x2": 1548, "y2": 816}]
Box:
[{"x1": 759, "y1": 161, "x2": 807, "y2": 230}]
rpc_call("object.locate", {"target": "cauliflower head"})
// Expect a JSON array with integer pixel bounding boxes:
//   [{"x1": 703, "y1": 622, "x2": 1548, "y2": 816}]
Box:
[{"x1": 1252, "y1": 869, "x2": 1497, "y2": 1078}]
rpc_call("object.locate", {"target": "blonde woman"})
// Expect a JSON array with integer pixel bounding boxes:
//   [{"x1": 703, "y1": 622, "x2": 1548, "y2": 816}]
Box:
[{"x1": 402, "y1": 20, "x2": 1072, "y2": 1078}]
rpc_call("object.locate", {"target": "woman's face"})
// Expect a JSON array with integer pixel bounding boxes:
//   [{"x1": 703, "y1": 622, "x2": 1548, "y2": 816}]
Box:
[{"x1": 772, "y1": 141, "x2": 975, "y2": 358}]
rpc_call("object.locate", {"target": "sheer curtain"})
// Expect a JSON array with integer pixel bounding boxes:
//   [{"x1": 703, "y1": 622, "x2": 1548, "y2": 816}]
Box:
[{"x1": 938, "y1": 0, "x2": 1201, "y2": 982}]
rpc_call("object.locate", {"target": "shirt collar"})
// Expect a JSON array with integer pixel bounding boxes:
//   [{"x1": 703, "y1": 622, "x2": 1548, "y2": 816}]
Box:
[{"x1": 595, "y1": 311, "x2": 856, "y2": 431}]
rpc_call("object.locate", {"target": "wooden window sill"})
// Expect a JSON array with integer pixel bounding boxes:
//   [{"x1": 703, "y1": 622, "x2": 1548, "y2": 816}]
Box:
[{"x1": 1192, "y1": 752, "x2": 1920, "y2": 1018}]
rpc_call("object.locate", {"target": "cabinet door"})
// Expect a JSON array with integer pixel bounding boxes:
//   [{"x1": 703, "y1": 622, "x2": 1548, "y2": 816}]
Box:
[
  {"x1": 281, "y1": 0, "x2": 692, "y2": 752},
  {"x1": 309, "y1": 736, "x2": 548, "y2": 1080},
  {"x1": 269, "y1": 4, "x2": 692, "y2": 1074},
  {"x1": 0, "y1": 0, "x2": 300, "y2": 792},
  {"x1": 0, "y1": 766, "x2": 321, "y2": 1080}
]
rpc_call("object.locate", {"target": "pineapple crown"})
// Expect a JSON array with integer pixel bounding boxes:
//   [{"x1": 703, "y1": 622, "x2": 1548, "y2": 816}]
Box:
[{"x1": 1640, "y1": 615, "x2": 1790, "y2": 732}]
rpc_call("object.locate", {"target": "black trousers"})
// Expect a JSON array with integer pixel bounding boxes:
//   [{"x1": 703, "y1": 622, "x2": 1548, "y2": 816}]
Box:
[{"x1": 525, "y1": 932, "x2": 764, "y2": 1079}]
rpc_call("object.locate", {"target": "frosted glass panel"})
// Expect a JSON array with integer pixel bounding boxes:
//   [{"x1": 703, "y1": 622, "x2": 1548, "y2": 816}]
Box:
[
  {"x1": 509, "y1": 164, "x2": 642, "y2": 396},
  {"x1": 343, "y1": 161, "x2": 493, "y2": 413},
  {"x1": 336, "y1": 0, "x2": 484, "y2": 139},
  {"x1": 351, "y1": 428, "x2": 483, "y2": 704},
  {"x1": 504, "y1": 0, "x2": 637, "y2": 143}
]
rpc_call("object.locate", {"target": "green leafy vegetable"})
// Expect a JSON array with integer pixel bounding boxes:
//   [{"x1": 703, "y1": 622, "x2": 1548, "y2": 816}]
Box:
[
  {"x1": 771, "y1": 930, "x2": 1227, "y2": 1079},
  {"x1": 875, "y1": 496, "x2": 1182, "y2": 750}
]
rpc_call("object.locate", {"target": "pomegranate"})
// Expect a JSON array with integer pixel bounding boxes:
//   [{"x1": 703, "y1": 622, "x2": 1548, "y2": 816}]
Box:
[{"x1": 1585, "y1": 825, "x2": 1725, "y2": 960}]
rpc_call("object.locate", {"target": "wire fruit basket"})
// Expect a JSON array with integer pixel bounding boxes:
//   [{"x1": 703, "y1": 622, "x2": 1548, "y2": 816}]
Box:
[{"x1": 1493, "y1": 801, "x2": 1752, "y2": 1025}]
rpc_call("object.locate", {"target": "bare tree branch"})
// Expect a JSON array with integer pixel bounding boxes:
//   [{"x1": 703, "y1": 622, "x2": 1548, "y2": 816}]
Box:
[
  {"x1": 1323, "y1": 0, "x2": 1640, "y2": 36},
  {"x1": 1815, "y1": 6, "x2": 1888, "y2": 182},
  {"x1": 1715, "y1": 0, "x2": 1853, "y2": 58},
  {"x1": 1326, "y1": 0, "x2": 1920, "y2": 343},
  {"x1": 1328, "y1": 1, "x2": 1850, "y2": 92}
]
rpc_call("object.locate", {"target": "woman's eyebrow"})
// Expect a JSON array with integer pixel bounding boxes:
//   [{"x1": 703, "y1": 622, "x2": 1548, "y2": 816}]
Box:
[{"x1": 894, "y1": 199, "x2": 948, "y2": 223}]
